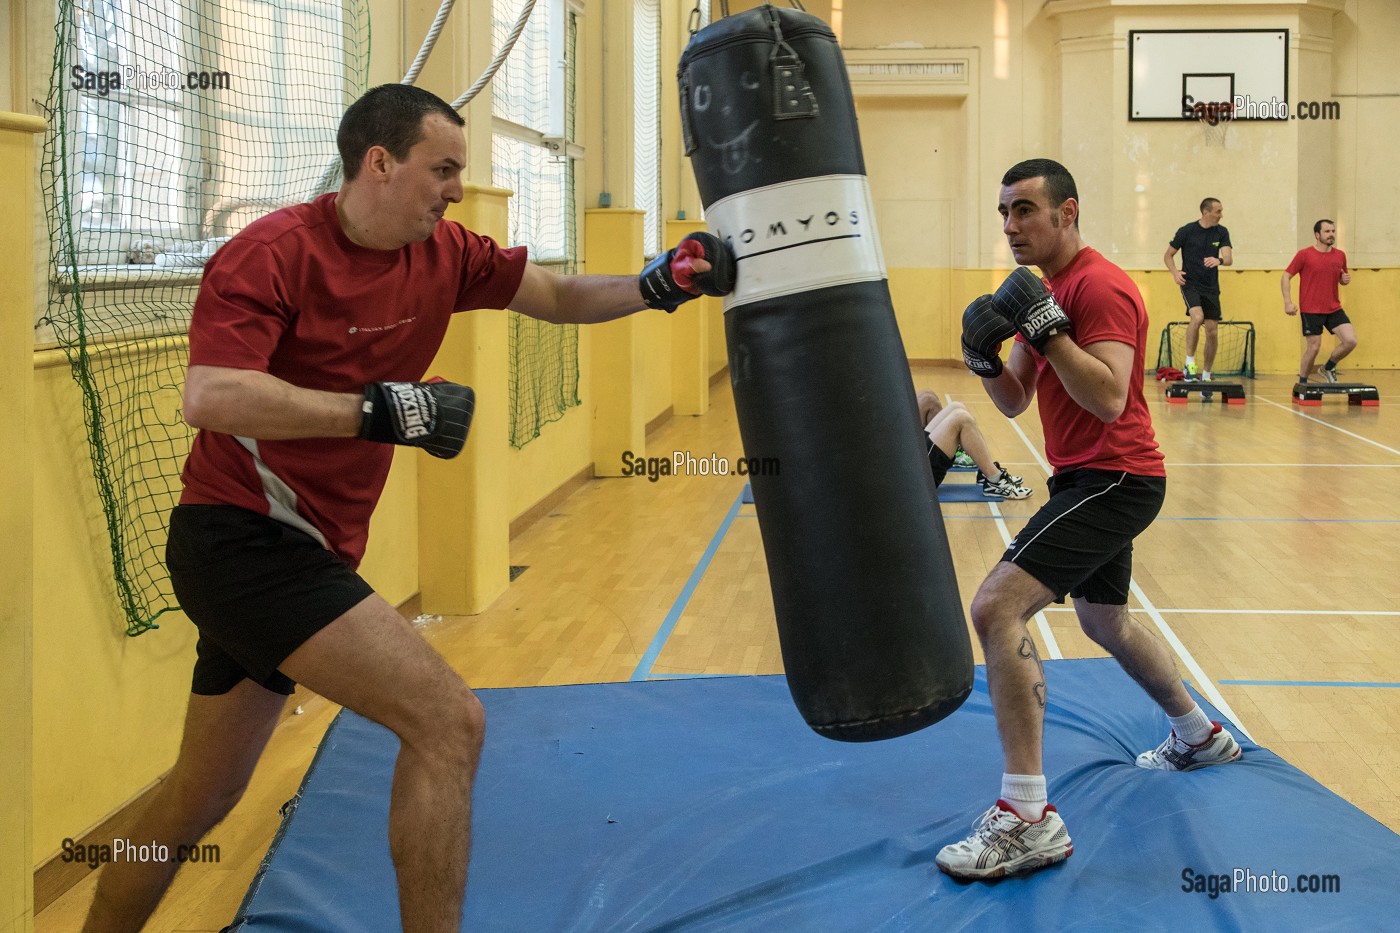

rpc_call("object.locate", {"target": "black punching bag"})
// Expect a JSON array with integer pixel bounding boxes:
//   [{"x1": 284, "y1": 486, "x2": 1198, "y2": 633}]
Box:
[{"x1": 678, "y1": 5, "x2": 973, "y2": 741}]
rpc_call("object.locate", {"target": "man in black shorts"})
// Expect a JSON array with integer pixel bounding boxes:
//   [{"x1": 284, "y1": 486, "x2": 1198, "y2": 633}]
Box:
[
  {"x1": 1282, "y1": 219, "x2": 1356, "y2": 383},
  {"x1": 916, "y1": 389, "x2": 1030, "y2": 499},
  {"x1": 81, "y1": 85, "x2": 734, "y2": 933},
  {"x1": 1164, "y1": 197, "x2": 1233, "y2": 381},
  {"x1": 942, "y1": 159, "x2": 1240, "y2": 881}
]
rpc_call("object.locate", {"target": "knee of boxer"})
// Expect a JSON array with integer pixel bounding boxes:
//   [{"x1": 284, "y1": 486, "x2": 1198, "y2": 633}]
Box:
[{"x1": 916, "y1": 389, "x2": 942, "y2": 425}]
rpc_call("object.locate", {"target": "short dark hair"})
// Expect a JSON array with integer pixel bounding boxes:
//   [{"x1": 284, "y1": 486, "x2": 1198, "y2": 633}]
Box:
[
  {"x1": 337, "y1": 84, "x2": 464, "y2": 181},
  {"x1": 1001, "y1": 158, "x2": 1079, "y2": 227},
  {"x1": 1314, "y1": 218, "x2": 1334, "y2": 235},
  {"x1": 1200, "y1": 197, "x2": 1221, "y2": 213}
]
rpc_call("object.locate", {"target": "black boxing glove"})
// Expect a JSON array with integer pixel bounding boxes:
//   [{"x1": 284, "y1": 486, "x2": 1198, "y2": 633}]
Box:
[
  {"x1": 358, "y1": 378, "x2": 474, "y2": 459},
  {"x1": 638, "y1": 232, "x2": 737, "y2": 312},
  {"x1": 961, "y1": 294, "x2": 1017, "y2": 378},
  {"x1": 991, "y1": 266, "x2": 1072, "y2": 353}
]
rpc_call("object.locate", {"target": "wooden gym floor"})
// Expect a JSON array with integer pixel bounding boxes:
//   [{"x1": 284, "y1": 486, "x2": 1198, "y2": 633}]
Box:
[{"x1": 38, "y1": 364, "x2": 1400, "y2": 931}]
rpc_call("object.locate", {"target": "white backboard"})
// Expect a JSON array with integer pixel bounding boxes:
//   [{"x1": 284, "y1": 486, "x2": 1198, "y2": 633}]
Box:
[{"x1": 1129, "y1": 30, "x2": 1289, "y2": 121}]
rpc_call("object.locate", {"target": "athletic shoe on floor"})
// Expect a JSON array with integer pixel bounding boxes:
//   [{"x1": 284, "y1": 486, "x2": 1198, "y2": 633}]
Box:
[
  {"x1": 1182, "y1": 362, "x2": 1199, "y2": 382},
  {"x1": 1322, "y1": 366, "x2": 1340, "y2": 383},
  {"x1": 1135, "y1": 722, "x2": 1242, "y2": 771},
  {"x1": 952, "y1": 448, "x2": 976, "y2": 469},
  {"x1": 977, "y1": 463, "x2": 1030, "y2": 499},
  {"x1": 936, "y1": 800, "x2": 1073, "y2": 880}
]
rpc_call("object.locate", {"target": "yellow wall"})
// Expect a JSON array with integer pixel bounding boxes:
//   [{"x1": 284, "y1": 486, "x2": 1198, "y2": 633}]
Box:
[{"x1": 2, "y1": 110, "x2": 43, "y2": 933}]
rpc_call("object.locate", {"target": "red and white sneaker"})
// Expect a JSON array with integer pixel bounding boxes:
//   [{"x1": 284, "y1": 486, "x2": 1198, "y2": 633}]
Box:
[
  {"x1": 935, "y1": 800, "x2": 1073, "y2": 880},
  {"x1": 1135, "y1": 722, "x2": 1242, "y2": 771}
]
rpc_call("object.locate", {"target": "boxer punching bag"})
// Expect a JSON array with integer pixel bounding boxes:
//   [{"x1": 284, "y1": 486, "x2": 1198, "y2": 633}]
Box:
[{"x1": 678, "y1": 4, "x2": 973, "y2": 742}]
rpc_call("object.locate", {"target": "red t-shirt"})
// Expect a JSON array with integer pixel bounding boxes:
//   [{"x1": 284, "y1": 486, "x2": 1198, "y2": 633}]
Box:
[
  {"x1": 1021, "y1": 247, "x2": 1165, "y2": 477},
  {"x1": 1285, "y1": 246, "x2": 1347, "y2": 314},
  {"x1": 181, "y1": 193, "x2": 528, "y2": 566}
]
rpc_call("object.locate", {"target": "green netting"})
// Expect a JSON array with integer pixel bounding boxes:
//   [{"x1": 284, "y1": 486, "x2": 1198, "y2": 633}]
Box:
[
  {"x1": 491, "y1": 0, "x2": 581, "y2": 447},
  {"x1": 41, "y1": 0, "x2": 369, "y2": 635},
  {"x1": 1155, "y1": 320, "x2": 1256, "y2": 378}
]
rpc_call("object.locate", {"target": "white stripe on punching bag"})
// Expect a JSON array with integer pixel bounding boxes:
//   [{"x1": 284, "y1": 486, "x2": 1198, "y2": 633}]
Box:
[{"x1": 704, "y1": 174, "x2": 887, "y2": 311}]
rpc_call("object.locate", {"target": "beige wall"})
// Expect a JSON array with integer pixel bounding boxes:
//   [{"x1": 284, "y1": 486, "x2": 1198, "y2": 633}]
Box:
[{"x1": 830, "y1": 0, "x2": 1397, "y2": 368}]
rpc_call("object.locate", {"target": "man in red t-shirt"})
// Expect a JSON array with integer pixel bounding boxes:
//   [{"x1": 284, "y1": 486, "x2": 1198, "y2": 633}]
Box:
[
  {"x1": 938, "y1": 159, "x2": 1240, "y2": 882},
  {"x1": 1282, "y1": 219, "x2": 1356, "y2": 383},
  {"x1": 83, "y1": 85, "x2": 734, "y2": 933}
]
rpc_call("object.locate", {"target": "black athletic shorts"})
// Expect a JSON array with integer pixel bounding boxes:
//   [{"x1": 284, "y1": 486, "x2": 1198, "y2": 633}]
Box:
[
  {"x1": 1181, "y1": 287, "x2": 1222, "y2": 321},
  {"x1": 925, "y1": 434, "x2": 954, "y2": 487},
  {"x1": 167, "y1": 504, "x2": 375, "y2": 696},
  {"x1": 1301, "y1": 308, "x2": 1350, "y2": 337},
  {"x1": 1001, "y1": 469, "x2": 1166, "y2": 606}
]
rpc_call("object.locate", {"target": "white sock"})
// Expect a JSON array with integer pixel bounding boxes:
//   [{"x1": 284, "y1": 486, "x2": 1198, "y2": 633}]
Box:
[
  {"x1": 1202, "y1": 370, "x2": 1212, "y2": 380},
  {"x1": 1185, "y1": 355, "x2": 1196, "y2": 368},
  {"x1": 1000, "y1": 773, "x2": 1047, "y2": 822},
  {"x1": 1168, "y1": 705, "x2": 1214, "y2": 746}
]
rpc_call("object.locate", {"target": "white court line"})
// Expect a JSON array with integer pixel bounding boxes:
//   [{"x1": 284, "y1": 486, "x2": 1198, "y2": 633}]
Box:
[
  {"x1": 1253, "y1": 395, "x2": 1400, "y2": 458},
  {"x1": 1130, "y1": 580, "x2": 1253, "y2": 742},
  {"x1": 1008, "y1": 417, "x2": 1052, "y2": 475},
  {"x1": 1042, "y1": 607, "x2": 1400, "y2": 617},
  {"x1": 988, "y1": 502, "x2": 1062, "y2": 660}
]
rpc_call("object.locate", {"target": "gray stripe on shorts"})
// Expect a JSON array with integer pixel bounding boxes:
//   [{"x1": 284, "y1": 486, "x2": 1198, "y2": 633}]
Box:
[{"x1": 1008, "y1": 470, "x2": 1127, "y2": 562}]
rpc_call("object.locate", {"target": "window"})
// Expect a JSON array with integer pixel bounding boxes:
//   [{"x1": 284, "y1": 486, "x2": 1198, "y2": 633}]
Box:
[{"x1": 492, "y1": 0, "x2": 578, "y2": 267}]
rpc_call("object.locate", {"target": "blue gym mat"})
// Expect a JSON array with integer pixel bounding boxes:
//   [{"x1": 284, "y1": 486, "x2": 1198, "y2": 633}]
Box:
[
  {"x1": 935, "y1": 483, "x2": 998, "y2": 503},
  {"x1": 231, "y1": 658, "x2": 1400, "y2": 931}
]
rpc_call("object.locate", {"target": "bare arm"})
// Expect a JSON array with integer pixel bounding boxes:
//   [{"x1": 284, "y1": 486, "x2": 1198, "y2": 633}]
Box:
[
  {"x1": 1163, "y1": 246, "x2": 1185, "y2": 286},
  {"x1": 982, "y1": 342, "x2": 1038, "y2": 418},
  {"x1": 1040, "y1": 335, "x2": 1135, "y2": 423},
  {"x1": 183, "y1": 365, "x2": 362, "y2": 439},
  {"x1": 1210, "y1": 245, "x2": 1233, "y2": 268},
  {"x1": 1280, "y1": 271, "x2": 1298, "y2": 314},
  {"x1": 507, "y1": 259, "x2": 714, "y2": 325}
]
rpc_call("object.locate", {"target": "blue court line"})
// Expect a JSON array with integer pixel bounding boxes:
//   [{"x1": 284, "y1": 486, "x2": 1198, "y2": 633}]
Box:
[
  {"x1": 1221, "y1": 679, "x2": 1400, "y2": 689},
  {"x1": 630, "y1": 489, "x2": 746, "y2": 682}
]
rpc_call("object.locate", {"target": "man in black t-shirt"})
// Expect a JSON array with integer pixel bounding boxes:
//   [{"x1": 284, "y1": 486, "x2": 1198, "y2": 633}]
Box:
[{"x1": 1164, "y1": 198, "x2": 1233, "y2": 381}]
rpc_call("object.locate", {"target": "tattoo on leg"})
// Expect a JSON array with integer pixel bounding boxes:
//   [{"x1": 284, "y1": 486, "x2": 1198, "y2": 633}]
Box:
[{"x1": 1017, "y1": 636, "x2": 1047, "y2": 709}]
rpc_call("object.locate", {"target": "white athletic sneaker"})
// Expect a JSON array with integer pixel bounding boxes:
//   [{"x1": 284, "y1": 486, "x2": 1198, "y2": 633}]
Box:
[
  {"x1": 978, "y1": 464, "x2": 1032, "y2": 499},
  {"x1": 1135, "y1": 722, "x2": 1242, "y2": 771},
  {"x1": 952, "y1": 448, "x2": 976, "y2": 469},
  {"x1": 1322, "y1": 366, "x2": 1340, "y2": 384},
  {"x1": 936, "y1": 800, "x2": 1074, "y2": 880}
]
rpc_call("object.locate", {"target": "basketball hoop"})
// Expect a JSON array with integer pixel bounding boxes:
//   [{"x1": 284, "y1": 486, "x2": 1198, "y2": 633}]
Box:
[{"x1": 1199, "y1": 105, "x2": 1232, "y2": 148}]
